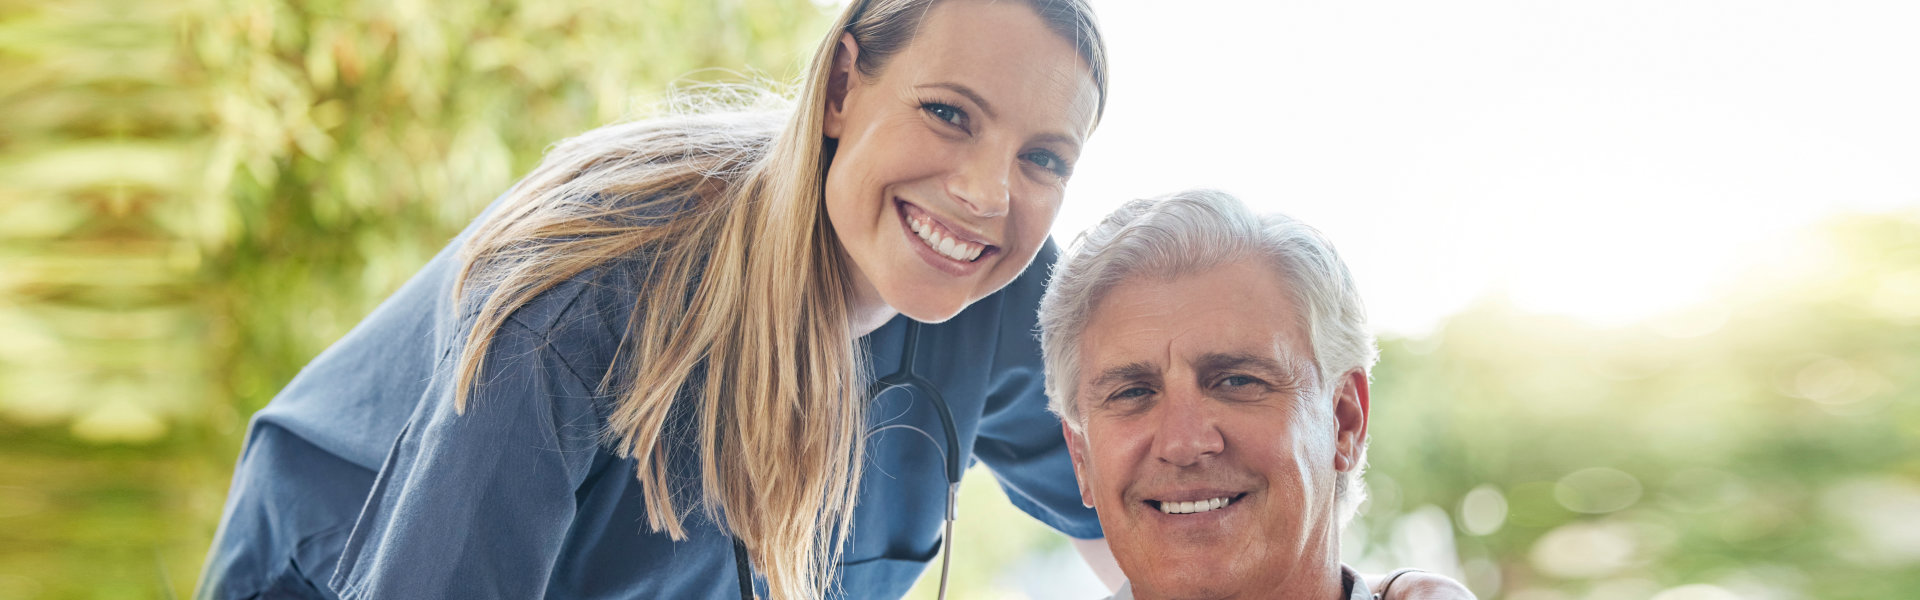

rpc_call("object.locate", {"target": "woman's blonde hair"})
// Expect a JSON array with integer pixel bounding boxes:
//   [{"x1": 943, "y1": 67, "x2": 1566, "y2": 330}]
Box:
[{"x1": 451, "y1": 1, "x2": 1105, "y2": 597}]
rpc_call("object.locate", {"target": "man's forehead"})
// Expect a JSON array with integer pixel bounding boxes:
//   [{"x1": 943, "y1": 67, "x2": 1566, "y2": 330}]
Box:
[{"x1": 1075, "y1": 262, "x2": 1314, "y2": 383}]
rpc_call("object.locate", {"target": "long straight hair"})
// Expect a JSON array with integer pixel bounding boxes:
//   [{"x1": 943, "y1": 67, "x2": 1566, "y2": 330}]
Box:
[{"x1": 450, "y1": 1, "x2": 1106, "y2": 597}]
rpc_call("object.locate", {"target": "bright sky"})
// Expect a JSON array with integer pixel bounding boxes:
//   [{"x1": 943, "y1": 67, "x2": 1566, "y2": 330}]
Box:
[{"x1": 1059, "y1": 0, "x2": 1920, "y2": 335}]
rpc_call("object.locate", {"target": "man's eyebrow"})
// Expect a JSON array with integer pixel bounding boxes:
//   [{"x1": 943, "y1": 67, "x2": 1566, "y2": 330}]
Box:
[
  {"x1": 918, "y1": 82, "x2": 997, "y2": 120},
  {"x1": 1195, "y1": 352, "x2": 1301, "y2": 381},
  {"x1": 1087, "y1": 361, "x2": 1157, "y2": 391}
]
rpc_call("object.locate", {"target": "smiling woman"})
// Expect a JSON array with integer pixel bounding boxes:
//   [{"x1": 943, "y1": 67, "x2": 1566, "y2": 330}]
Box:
[
  {"x1": 823, "y1": 0, "x2": 1101, "y2": 327},
  {"x1": 196, "y1": 1, "x2": 1112, "y2": 599}
]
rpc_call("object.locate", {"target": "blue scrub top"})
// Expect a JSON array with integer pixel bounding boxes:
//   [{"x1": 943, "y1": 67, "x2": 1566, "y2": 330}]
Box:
[{"x1": 197, "y1": 214, "x2": 1100, "y2": 599}]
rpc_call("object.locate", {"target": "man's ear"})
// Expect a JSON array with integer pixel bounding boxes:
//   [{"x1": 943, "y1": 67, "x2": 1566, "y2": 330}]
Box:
[
  {"x1": 1062, "y1": 421, "x2": 1096, "y2": 508},
  {"x1": 1332, "y1": 369, "x2": 1371, "y2": 472},
  {"x1": 822, "y1": 33, "x2": 859, "y2": 140}
]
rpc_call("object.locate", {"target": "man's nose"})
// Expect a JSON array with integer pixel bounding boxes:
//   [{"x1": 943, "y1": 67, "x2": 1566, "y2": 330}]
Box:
[
  {"x1": 946, "y1": 148, "x2": 1011, "y2": 218},
  {"x1": 1151, "y1": 385, "x2": 1225, "y2": 467}
]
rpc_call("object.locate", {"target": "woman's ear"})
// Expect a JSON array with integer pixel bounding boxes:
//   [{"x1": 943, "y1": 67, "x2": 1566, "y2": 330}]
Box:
[
  {"x1": 823, "y1": 32, "x2": 860, "y2": 140},
  {"x1": 1332, "y1": 369, "x2": 1371, "y2": 473}
]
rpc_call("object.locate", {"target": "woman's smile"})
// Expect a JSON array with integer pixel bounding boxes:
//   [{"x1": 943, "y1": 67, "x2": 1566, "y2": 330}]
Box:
[{"x1": 896, "y1": 198, "x2": 1000, "y2": 274}]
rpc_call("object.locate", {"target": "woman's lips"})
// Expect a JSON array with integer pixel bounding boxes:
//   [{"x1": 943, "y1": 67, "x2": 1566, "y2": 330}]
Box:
[
  {"x1": 897, "y1": 200, "x2": 996, "y2": 260},
  {"x1": 895, "y1": 199, "x2": 1000, "y2": 275}
]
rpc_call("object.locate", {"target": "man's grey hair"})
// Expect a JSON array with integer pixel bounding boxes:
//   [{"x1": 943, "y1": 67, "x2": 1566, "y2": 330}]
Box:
[{"x1": 1038, "y1": 189, "x2": 1379, "y2": 523}]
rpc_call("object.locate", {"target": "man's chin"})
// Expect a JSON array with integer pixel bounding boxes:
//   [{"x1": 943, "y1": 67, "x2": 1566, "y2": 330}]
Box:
[{"x1": 1125, "y1": 553, "x2": 1250, "y2": 600}]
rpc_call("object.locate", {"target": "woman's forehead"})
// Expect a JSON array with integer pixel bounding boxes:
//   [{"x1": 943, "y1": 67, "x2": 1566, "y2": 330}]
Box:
[{"x1": 888, "y1": 0, "x2": 1100, "y2": 136}]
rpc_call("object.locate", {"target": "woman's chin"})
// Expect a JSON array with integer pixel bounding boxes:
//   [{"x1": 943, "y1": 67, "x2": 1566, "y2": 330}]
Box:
[{"x1": 889, "y1": 293, "x2": 973, "y2": 325}]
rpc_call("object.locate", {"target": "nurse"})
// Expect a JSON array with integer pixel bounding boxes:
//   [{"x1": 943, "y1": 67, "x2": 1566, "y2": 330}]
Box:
[{"x1": 198, "y1": 0, "x2": 1464, "y2": 598}]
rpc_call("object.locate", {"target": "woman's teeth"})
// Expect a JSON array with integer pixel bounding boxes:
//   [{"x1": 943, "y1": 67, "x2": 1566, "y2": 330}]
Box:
[
  {"x1": 1156, "y1": 496, "x2": 1233, "y2": 515},
  {"x1": 908, "y1": 214, "x2": 985, "y2": 262}
]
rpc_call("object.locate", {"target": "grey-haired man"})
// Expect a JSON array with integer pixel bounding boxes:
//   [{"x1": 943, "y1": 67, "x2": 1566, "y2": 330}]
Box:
[{"x1": 1040, "y1": 190, "x2": 1467, "y2": 600}]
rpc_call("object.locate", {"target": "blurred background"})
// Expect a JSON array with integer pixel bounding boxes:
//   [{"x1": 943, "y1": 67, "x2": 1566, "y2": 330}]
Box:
[{"x1": 1, "y1": 0, "x2": 1914, "y2": 598}]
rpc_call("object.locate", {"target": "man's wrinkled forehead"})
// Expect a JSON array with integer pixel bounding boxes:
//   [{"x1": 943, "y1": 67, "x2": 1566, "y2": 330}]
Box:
[{"x1": 1072, "y1": 264, "x2": 1320, "y2": 399}]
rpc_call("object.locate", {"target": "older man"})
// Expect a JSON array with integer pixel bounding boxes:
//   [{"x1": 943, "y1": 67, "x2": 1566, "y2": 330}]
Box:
[{"x1": 1040, "y1": 190, "x2": 1434, "y2": 600}]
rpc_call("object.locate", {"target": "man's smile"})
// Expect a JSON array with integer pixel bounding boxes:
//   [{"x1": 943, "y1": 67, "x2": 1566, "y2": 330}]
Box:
[{"x1": 1146, "y1": 492, "x2": 1249, "y2": 515}]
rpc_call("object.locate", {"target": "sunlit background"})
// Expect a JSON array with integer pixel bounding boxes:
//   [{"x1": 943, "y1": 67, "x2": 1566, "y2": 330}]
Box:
[{"x1": 3, "y1": 0, "x2": 1916, "y2": 598}]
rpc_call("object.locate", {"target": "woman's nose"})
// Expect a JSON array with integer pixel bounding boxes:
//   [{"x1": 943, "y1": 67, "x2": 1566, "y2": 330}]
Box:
[
  {"x1": 1151, "y1": 385, "x2": 1225, "y2": 468},
  {"x1": 946, "y1": 150, "x2": 1011, "y2": 218}
]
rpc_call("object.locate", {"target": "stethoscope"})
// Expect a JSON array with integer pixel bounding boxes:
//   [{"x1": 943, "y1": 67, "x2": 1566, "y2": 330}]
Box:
[{"x1": 733, "y1": 320, "x2": 963, "y2": 600}]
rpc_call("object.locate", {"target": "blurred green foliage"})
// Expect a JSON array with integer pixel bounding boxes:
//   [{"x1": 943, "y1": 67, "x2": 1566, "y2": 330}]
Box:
[
  {"x1": 1352, "y1": 212, "x2": 1920, "y2": 600},
  {"x1": 4, "y1": 0, "x2": 1918, "y2": 598},
  {"x1": 1, "y1": 0, "x2": 828, "y2": 596}
]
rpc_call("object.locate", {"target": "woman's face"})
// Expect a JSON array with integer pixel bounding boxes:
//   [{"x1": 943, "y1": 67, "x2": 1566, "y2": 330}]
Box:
[{"x1": 823, "y1": 0, "x2": 1100, "y2": 325}]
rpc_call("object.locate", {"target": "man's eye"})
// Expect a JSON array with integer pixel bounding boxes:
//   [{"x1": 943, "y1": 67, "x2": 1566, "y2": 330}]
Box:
[
  {"x1": 923, "y1": 103, "x2": 967, "y2": 129},
  {"x1": 1218, "y1": 375, "x2": 1259, "y2": 388},
  {"x1": 1111, "y1": 386, "x2": 1152, "y2": 400}
]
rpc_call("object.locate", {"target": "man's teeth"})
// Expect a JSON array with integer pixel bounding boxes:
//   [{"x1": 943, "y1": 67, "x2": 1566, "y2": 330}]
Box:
[
  {"x1": 1156, "y1": 497, "x2": 1233, "y2": 515},
  {"x1": 908, "y1": 214, "x2": 985, "y2": 262}
]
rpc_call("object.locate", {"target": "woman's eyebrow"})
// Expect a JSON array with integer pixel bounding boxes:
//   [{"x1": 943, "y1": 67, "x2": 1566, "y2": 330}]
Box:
[
  {"x1": 915, "y1": 82, "x2": 1086, "y2": 151},
  {"x1": 917, "y1": 82, "x2": 996, "y2": 119},
  {"x1": 1031, "y1": 132, "x2": 1082, "y2": 154}
]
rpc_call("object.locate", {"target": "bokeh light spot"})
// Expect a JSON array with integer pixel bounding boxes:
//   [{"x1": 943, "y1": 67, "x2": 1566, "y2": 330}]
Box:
[
  {"x1": 1556, "y1": 467, "x2": 1643, "y2": 514},
  {"x1": 1792, "y1": 357, "x2": 1870, "y2": 405},
  {"x1": 1822, "y1": 477, "x2": 1920, "y2": 566},
  {"x1": 69, "y1": 399, "x2": 167, "y2": 443},
  {"x1": 1659, "y1": 468, "x2": 1747, "y2": 515},
  {"x1": 1459, "y1": 484, "x2": 1508, "y2": 536},
  {"x1": 1529, "y1": 521, "x2": 1636, "y2": 578}
]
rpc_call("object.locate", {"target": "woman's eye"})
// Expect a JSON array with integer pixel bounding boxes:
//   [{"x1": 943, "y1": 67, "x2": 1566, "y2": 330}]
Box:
[
  {"x1": 923, "y1": 102, "x2": 967, "y2": 129},
  {"x1": 1023, "y1": 150, "x2": 1072, "y2": 177}
]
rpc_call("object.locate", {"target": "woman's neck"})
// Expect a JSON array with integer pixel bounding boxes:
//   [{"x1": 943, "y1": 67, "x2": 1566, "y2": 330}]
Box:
[
  {"x1": 840, "y1": 250, "x2": 898, "y2": 338},
  {"x1": 850, "y1": 304, "x2": 898, "y2": 338}
]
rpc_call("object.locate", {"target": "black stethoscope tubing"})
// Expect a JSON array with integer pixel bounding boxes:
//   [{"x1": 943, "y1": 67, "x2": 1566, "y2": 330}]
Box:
[{"x1": 733, "y1": 320, "x2": 962, "y2": 600}]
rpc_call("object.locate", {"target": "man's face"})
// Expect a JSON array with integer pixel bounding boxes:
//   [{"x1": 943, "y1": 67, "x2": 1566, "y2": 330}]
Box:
[{"x1": 1063, "y1": 259, "x2": 1370, "y2": 599}]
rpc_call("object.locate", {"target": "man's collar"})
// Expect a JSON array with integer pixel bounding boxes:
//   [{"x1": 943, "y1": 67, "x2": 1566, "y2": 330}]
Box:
[
  {"x1": 1340, "y1": 564, "x2": 1371, "y2": 600},
  {"x1": 1107, "y1": 564, "x2": 1372, "y2": 600}
]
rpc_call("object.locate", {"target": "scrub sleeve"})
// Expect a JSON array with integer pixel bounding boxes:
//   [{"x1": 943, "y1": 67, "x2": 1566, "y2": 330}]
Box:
[{"x1": 330, "y1": 316, "x2": 606, "y2": 598}]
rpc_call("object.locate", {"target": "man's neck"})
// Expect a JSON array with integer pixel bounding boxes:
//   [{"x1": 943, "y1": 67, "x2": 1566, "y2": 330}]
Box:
[
  {"x1": 1247, "y1": 555, "x2": 1344, "y2": 600},
  {"x1": 1247, "y1": 530, "x2": 1344, "y2": 600}
]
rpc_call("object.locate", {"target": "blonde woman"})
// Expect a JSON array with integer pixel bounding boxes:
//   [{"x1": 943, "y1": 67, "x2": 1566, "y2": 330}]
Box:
[{"x1": 198, "y1": 0, "x2": 1467, "y2": 598}]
